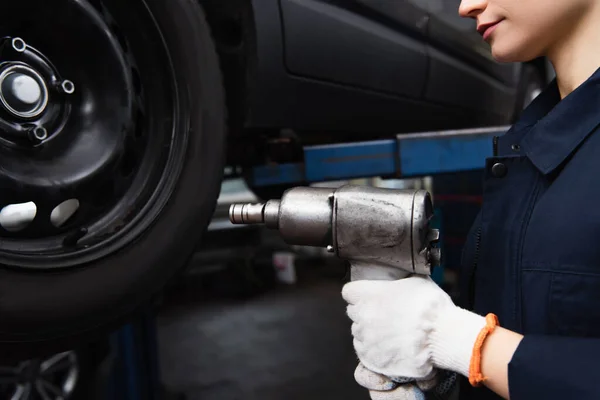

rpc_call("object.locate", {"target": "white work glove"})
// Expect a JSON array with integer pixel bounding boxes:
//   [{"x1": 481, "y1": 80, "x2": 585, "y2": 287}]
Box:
[
  {"x1": 354, "y1": 362, "x2": 457, "y2": 400},
  {"x1": 342, "y1": 275, "x2": 487, "y2": 380}
]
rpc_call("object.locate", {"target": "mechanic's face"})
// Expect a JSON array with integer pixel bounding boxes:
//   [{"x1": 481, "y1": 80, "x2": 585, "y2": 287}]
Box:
[{"x1": 459, "y1": 0, "x2": 593, "y2": 62}]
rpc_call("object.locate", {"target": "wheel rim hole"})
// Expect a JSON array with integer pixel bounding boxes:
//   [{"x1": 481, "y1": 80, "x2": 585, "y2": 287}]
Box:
[
  {"x1": 11, "y1": 37, "x2": 26, "y2": 52},
  {"x1": 0, "y1": 202, "x2": 37, "y2": 232},
  {"x1": 61, "y1": 80, "x2": 75, "y2": 94},
  {"x1": 50, "y1": 199, "x2": 80, "y2": 228},
  {"x1": 33, "y1": 126, "x2": 48, "y2": 141}
]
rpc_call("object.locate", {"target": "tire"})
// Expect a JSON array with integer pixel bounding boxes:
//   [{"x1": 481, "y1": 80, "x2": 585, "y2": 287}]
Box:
[{"x1": 0, "y1": 0, "x2": 226, "y2": 357}]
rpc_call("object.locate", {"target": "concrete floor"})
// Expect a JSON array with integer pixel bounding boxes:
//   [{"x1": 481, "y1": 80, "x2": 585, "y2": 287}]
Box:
[{"x1": 157, "y1": 264, "x2": 369, "y2": 400}]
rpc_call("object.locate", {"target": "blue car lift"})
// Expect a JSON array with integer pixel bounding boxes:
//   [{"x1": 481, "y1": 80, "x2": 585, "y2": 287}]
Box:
[
  {"x1": 110, "y1": 125, "x2": 510, "y2": 400},
  {"x1": 106, "y1": 309, "x2": 163, "y2": 400},
  {"x1": 248, "y1": 126, "x2": 510, "y2": 187}
]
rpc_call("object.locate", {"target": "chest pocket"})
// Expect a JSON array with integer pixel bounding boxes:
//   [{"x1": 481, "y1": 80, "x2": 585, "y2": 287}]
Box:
[
  {"x1": 521, "y1": 202, "x2": 600, "y2": 336},
  {"x1": 521, "y1": 217, "x2": 600, "y2": 337},
  {"x1": 521, "y1": 267, "x2": 600, "y2": 337},
  {"x1": 548, "y1": 268, "x2": 600, "y2": 337}
]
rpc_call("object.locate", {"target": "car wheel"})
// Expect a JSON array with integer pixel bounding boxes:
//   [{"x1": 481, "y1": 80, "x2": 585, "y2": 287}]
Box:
[
  {"x1": 1, "y1": 350, "x2": 80, "y2": 399},
  {"x1": 0, "y1": 339, "x2": 110, "y2": 400},
  {"x1": 0, "y1": 0, "x2": 226, "y2": 356}
]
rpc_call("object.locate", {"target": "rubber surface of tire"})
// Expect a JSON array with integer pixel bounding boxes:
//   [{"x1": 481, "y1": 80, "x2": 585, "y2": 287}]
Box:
[{"x1": 0, "y1": 0, "x2": 226, "y2": 356}]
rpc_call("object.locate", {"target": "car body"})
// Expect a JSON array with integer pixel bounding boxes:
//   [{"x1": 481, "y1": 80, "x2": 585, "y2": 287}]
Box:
[{"x1": 201, "y1": 0, "x2": 551, "y2": 170}]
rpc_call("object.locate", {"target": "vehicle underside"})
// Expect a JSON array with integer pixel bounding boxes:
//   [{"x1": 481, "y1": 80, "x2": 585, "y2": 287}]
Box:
[{"x1": 200, "y1": 0, "x2": 550, "y2": 171}]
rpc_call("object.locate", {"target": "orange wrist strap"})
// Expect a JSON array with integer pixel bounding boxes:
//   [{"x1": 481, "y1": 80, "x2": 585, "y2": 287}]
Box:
[{"x1": 468, "y1": 313, "x2": 500, "y2": 387}]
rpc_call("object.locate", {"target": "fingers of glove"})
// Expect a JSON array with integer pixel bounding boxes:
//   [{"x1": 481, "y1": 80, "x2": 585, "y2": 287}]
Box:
[
  {"x1": 351, "y1": 322, "x2": 364, "y2": 342},
  {"x1": 342, "y1": 280, "x2": 384, "y2": 305},
  {"x1": 355, "y1": 363, "x2": 398, "y2": 391},
  {"x1": 389, "y1": 368, "x2": 437, "y2": 391},
  {"x1": 346, "y1": 304, "x2": 359, "y2": 321},
  {"x1": 353, "y1": 338, "x2": 366, "y2": 358},
  {"x1": 369, "y1": 385, "x2": 426, "y2": 400},
  {"x1": 414, "y1": 370, "x2": 439, "y2": 392}
]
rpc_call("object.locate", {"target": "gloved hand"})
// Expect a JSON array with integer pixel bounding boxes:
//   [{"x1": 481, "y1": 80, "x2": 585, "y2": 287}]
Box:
[
  {"x1": 354, "y1": 363, "x2": 457, "y2": 400},
  {"x1": 342, "y1": 275, "x2": 487, "y2": 380}
]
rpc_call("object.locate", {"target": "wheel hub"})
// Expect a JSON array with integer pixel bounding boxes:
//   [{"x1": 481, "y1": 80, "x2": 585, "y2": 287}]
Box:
[
  {"x1": 0, "y1": 64, "x2": 48, "y2": 119},
  {"x1": 0, "y1": 36, "x2": 75, "y2": 147}
]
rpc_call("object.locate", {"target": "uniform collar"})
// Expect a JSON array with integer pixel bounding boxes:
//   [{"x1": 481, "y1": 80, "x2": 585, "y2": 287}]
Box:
[{"x1": 519, "y1": 67, "x2": 600, "y2": 175}]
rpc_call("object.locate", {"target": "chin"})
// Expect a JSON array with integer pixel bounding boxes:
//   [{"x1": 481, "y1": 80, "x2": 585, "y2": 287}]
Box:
[
  {"x1": 491, "y1": 44, "x2": 538, "y2": 64},
  {"x1": 491, "y1": 38, "x2": 541, "y2": 63}
]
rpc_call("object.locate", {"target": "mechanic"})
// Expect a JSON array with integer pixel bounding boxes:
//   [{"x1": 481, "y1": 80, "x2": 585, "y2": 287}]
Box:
[{"x1": 341, "y1": 0, "x2": 600, "y2": 399}]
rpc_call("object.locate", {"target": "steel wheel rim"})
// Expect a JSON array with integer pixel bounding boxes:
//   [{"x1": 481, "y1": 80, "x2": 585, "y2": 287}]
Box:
[
  {"x1": 0, "y1": 351, "x2": 79, "y2": 400},
  {"x1": 0, "y1": 0, "x2": 187, "y2": 269}
]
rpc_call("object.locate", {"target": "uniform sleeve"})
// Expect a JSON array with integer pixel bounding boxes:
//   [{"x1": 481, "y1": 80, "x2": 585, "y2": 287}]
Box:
[{"x1": 508, "y1": 335, "x2": 600, "y2": 399}]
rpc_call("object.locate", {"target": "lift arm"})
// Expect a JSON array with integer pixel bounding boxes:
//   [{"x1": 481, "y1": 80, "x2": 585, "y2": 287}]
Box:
[{"x1": 248, "y1": 126, "x2": 510, "y2": 187}]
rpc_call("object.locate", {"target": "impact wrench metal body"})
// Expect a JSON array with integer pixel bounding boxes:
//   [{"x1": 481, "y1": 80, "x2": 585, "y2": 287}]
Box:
[{"x1": 229, "y1": 185, "x2": 441, "y2": 281}]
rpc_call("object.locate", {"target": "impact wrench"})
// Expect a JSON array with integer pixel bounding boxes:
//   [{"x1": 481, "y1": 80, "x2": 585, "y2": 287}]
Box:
[
  {"x1": 229, "y1": 185, "x2": 443, "y2": 397},
  {"x1": 228, "y1": 185, "x2": 441, "y2": 281}
]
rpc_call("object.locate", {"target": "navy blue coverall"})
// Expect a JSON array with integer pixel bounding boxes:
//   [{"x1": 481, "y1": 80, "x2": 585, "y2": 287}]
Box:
[{"x1": 458, "y1": 67, "x2": 600, "y2": 400}]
